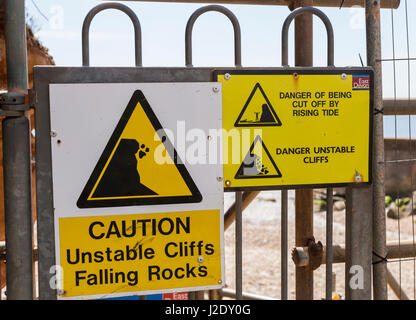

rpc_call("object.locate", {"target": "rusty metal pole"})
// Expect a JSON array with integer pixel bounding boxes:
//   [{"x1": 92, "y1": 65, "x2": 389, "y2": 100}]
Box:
[
  {"x1": 366, "y1": 0, "x2": 387, "y2": 300},
  {"x1": 292, "y1": 0, "x2": 314, "y2": 300}
]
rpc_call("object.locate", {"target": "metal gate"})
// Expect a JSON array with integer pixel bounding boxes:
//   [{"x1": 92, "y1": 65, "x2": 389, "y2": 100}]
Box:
[{"x1": 0, "y1": 0, "x2": 407, "y2": 300}]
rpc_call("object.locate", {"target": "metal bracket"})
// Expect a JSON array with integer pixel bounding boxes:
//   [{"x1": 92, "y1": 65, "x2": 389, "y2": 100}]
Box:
[{"x1": 0, "y1": 92, "x2": 29, "y2": 117}]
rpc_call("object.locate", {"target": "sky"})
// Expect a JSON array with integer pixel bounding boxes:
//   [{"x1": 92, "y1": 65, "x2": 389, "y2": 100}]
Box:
[{"x1": 26, "y1": 0, "x2": 416, "y2": 138}]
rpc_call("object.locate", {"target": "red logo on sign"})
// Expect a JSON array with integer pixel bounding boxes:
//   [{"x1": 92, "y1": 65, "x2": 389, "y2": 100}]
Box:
[
  {"x1": 163, "y1": 292, "x2": 189, "y2": 300},
  {"x1": 352, "y1": 75, "x2": 370, "y2": 90}
]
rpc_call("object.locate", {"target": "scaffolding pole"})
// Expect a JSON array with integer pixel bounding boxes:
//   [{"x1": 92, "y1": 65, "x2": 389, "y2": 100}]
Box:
[
  {"x1": 2, "y1": 0, "x2": 34, "y2": 300},
  {"x1": 366, "y1": 0, "x2": 387, "y2": 300}
]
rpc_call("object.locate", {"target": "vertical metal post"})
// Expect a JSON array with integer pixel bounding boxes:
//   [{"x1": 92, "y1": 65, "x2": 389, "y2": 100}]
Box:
[
  {"x1": 294, "y1": 1, "x2": 313, "y2": 66},
  {"x1": 4, "y1": 0, "x2": 28, "y2": 93},
  {"x1": 293, "y1": 0, "x2": 314, "y2": 300},
  {"x1": 235, "y1": 191, "x2": 243, "y2": 300},
  {"x1": 345, "y1": 186, "x2": 372, "y2": 300},
  {"x1": 325, "y1": 187, "x2": 333, "y2": 300},
  {"x1": 281, "y1": 189, "x2": 288, "y2": 300},
  {"x1": 366, "y1": 0, "x2": 387, "y2": 300},
  {"x1": 2, "y1": 0, "x2": 34, "y2": 299}
]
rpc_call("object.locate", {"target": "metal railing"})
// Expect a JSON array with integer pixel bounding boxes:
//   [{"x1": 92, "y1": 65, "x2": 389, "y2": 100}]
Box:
[{"x1": 81, "y1": 2, "x2": 143, "y2": 67}]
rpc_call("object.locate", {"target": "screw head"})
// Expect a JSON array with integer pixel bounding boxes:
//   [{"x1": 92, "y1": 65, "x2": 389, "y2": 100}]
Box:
[
  {"x1": 218, "y1": 279, "x2": 222, "y2": 284},
  {"x1": 224, "y1": 73, "x2": 231, "y2": 80},
  {"x1": 225, "y1": 180, "x2": 231, "y2": 187},
  {"x1": 293, "y1": 73, "x2": 299, "y2": 79},
  {"x1": 50, "y1": 131, "x2": 57, "y2": 138},
  {"x1": 217, "y1": 177, "x2": 223, "y2": 182},
  {"x1": 341, "y1": 73, "x2": 347, "y2": 80},
  {"x1": 197, "y1": 256, "x2": 204, "y2": 263},
  {"x1": 212, "y1": 86, "x2": 220, "y2": 93}
]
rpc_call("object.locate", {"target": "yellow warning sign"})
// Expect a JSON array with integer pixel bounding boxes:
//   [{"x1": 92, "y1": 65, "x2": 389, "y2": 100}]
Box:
[
  {"x1": 77, "y1": 90, "x2": 202, "y2": 208},
  {"x1": 58, "y1": 210, "x2": 222, "y2": 298},
  {"x1": 216, "y1": 70, "x2": 373, "y2": 190}
]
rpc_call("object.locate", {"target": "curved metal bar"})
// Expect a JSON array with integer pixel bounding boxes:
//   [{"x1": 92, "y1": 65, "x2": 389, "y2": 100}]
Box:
[
  {"x1": 185, "y1": 5, "x2": 242, "y2": 68},
  {"x1": 281, "y1": 6, "x2": 334, "y2": 67},
  {"x1": 82, "y1": 2, "x2": 142, "y2": 67}
]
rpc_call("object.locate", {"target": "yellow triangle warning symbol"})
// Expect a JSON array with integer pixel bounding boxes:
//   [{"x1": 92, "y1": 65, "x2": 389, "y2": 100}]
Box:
[
  {"x1": 235, "y1": 135, "x2": 282, "y2": 179},
  {"x1": 235, "y1": 83, "x2": 282, "y2": 127},
  {"x1": 77, "y1": 90, "x2": 202, "y2": 208}
]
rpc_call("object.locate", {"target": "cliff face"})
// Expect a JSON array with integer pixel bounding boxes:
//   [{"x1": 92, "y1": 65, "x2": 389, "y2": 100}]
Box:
[{"x1": 0, "y1": 0, "x2": 55, "y2": 90}]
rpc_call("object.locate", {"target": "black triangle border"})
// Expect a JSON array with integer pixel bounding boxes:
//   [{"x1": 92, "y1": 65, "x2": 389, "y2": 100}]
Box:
[
  {"x1": 235, "y1": 135, "x2": 282, "y2": 180},
  {"x1": 234, "y1": 83, "x2": 282, "y2": 127},
  {"x1": 77, "y1": 90, "x2": 202, "y2": 209}
]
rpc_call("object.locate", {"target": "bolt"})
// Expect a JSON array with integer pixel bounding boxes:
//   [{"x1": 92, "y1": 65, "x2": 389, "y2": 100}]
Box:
[
  {"x1": 341, "y1": 73, "x2": 347, "y2": 80},
  {"x1": 225, "y1": 180, "x2": 231, "y2": 187},
  {"x1": 224, "y1": 73, "x2": 231, "y2": 80},
  {"x1": 57, "y1": 289, "x2": 66, "y2": 295},
  {"x1": 213, "y1": 86, "x2": 220, "y2": 93},
  {"x1": 50, "y1": 131, "x2": 57, "y2": 138},
  {"x1": 197, "y1": 256, "x2": 204, "y2": 263},
  {"x1": 218, "y1": 280, "x2": 222, "y2": 284},
  {"x1": 355, "y1": 170, "x2": 362, "y2": 183},
  {"x1": 293, "y1": 73, "x2": 299, "y2": 79},
  {"x1": 217, "y1": 177, "x2": 223, "y2": 182}
]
